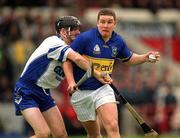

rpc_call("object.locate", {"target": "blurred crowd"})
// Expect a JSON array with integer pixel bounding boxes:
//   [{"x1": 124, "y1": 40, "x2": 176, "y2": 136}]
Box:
[
  {"x1": 0, "y1": 4, "x2": 180, "y2": 136},
  {"x1": 0, "y1": 0, "x2": 180, "y2": 14},
  {"x1": 112, "y1": 62, "x2": 179, "y2": 135}
]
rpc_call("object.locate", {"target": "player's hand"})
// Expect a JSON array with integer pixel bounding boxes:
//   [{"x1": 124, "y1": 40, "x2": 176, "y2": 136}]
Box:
[
  {"x1": 67, "y1": 83, "x2": 77, "y2": 96},
  {"x1": 98, "y1": 71, "x2": 113, "y2": 84},
  {"x1": 146, "y1": 51, "x2": 160, "y2": 63}
]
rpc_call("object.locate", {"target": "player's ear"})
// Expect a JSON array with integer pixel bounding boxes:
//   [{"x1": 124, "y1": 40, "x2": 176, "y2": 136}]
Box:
[
  {"x1": 61, "y1": 28, "x2": 66, "y2": 33},
  {"x1": 60, "y1": 28, "x2": 67, "y2": 37}
]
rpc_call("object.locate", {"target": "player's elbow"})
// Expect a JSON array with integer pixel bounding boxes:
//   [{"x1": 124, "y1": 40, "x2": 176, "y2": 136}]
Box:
[
  {"x1": 73, "y1": 55, "x2": 89, "y2": 70},
  {"x1": 74, "y1": 55, "x2": 86, "y2": 64},
  {"x1": 67, "y1": 50, "x2": 89, "y2": 70}
]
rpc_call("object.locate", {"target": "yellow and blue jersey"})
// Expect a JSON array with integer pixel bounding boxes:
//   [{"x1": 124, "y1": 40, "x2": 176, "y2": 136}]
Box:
[{"x1": 70, "y1": 27, "x2": 133, "y2": 90}]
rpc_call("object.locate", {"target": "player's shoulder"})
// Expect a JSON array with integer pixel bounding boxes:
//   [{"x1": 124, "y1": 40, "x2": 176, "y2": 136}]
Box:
[
  {"x1": 112, "y1": 31, "x2": 125, "y2": 42},
  {"x1": 45, "y1": 35, "x2": 64, "y2": 43},
  {"x1": 42, "y1": 35, "x2": 65, "y2": 46}
]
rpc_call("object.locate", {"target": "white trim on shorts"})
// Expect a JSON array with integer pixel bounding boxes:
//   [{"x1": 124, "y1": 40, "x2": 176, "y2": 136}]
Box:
[{"x1": 70, "y1": 84, "x2": 116, "y2": 122}]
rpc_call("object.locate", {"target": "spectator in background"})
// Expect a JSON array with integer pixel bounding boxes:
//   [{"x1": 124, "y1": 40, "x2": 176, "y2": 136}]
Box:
[
  {"x1": 119, "y1": 0, "x2": 134, "y2": 8},
  {"x1": 171, "y1": 104, "x2": 180, "y2": 134},
  {"x1": 7, "y1": 19, "x2": 35, "y2": 83},
  {"x1": 0, "y1": 118, "x2": 4, "y2": 134},
  {"x1": 172, "y1": 22, "x2": 180, "y2": 63},
  {"x1": 138, "y1": 68, "x2": 158, "y2": 130},
  {"x1": 0, "y1": 48, "x2": 14, "y2": 102},
  {"x1": 134, "y1": 0, "x2": 149, "y2": 8},
  {"x1": 162, "y1": 0, "x2": 174, "y2": 9},
  {"x1": 155, "y1": 66, "x2": 178, "y2": 134},
  {"x1": 174, "y1": 0, "x2": 180, "y2": 9},
  {"x1": 164, "y1": 84, "x2": 177, "y2": 132},
  {"x1": 155, "y1": 82, "x2": 177, "y2": 134},
  {"x1": 149, "y1": 0, "x2": 162, "y2": 14}
]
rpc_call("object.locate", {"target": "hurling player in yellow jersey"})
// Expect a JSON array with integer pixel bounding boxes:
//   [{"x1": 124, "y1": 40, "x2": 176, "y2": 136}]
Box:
[{"x1": 67, "y1": 8, "x2": 160, "y2": 138}]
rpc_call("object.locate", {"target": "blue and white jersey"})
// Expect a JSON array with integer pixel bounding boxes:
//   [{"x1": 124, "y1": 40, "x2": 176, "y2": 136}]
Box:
[{"x1": 18, "y1": 35, "x2": 72, "y2": 89}]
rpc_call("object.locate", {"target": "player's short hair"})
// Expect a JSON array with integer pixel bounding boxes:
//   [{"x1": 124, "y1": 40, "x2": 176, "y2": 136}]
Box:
[
  {"x1": 55, "y1": 16, "x2": 81, "y2": 33},
  {"x1": 97, "y1": 8, "x2": 116, "y2": 21}
]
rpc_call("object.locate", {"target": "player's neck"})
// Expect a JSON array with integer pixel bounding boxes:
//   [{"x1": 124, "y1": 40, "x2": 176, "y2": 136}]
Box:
[{"x1": 102, "y1": 36, "x2": 111, "y2": 43}]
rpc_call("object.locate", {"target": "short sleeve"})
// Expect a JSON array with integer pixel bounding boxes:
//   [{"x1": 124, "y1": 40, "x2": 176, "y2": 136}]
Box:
[
  {"x1": 47, "y1": 45, "x2": 72, "y2": 62},
  {"x1": 116, "y1": 39, "x2": 133, "y2": 62}
]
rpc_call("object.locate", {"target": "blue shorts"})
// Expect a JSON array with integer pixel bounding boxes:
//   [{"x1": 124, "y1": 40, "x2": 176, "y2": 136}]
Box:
[{"x1": 13, "y1": 82, "x2": 56, "y2": 115}]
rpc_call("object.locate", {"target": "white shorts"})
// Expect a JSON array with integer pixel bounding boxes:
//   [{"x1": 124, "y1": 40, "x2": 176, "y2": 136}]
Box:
[{"x1": 70, "y1": 84, "x2": 116, "y2": 122}]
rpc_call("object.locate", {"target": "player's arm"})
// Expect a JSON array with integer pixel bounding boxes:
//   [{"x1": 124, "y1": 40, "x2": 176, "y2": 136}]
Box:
[
  {"x1": 118, "y1": 38, "x2": 160, "y2": 65},
  {"x1": 62, "y1": 60, "x2": 75, "y2": 85},
  {"x1": 63, "y1": 50, "x2": 112, "y2": 94},
  {"x1": 63, "y1": 49, "x2": 89, "y2": 93},
  {"x1": 62, "y1": 60, "x2": 76, "y2": 94},
  {"x1": 67, "y1": 49, "x2": 112, "y2": 82},
  {"x1": 125, "y1": 51, "x2": 160, "y2": 65},
  {"x1": 66, "y1": 49, "x2": 89, "y2": 71}
]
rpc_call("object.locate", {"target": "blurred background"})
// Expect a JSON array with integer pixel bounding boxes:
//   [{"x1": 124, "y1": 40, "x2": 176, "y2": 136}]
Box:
[{"x1": 0, "y1": 0, "x2": 180, "y2": 137}]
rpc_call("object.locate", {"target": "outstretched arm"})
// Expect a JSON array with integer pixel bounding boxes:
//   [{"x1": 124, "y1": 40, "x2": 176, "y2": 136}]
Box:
[{"x1": 126, "y1": 51, "x2": 160, "y2": 65}]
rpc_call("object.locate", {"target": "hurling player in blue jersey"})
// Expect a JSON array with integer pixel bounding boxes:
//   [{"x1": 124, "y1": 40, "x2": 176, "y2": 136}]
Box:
[
  {"x1": 13, "y1": 16, "x2": 111, "y2": 138},
  {"x1": 68, "y1": 9, "x2": 160, "y2": 138}
]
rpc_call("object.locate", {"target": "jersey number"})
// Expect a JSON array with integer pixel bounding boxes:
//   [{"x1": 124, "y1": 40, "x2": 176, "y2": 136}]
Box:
[{"x1": 54, "y1": 66, "x2": 65, "y2": 80}]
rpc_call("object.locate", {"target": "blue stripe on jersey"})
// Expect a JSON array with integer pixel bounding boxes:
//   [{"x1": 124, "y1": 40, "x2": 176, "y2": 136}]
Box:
[
  {"x1": 58, "y1": 46, "x2": 70, "y2": 62},
  {"x1": 48, "y1": 46, "x2": 70, "y2": 62},
  {"x1": 20, "y1": 54, "x2": 50, "y2": 84},
  {"x1": 48, "y1": 46, "x2": 60, "y2": 53}
]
